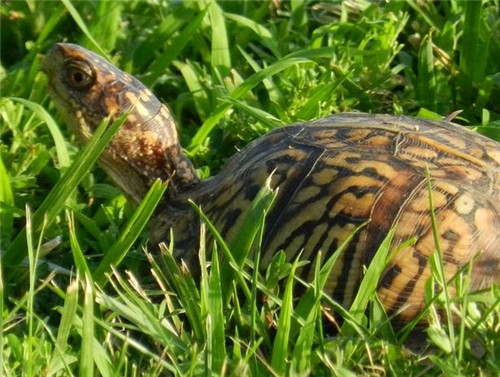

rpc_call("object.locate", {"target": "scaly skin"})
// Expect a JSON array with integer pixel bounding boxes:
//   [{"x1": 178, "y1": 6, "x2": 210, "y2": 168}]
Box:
[{"x1": 43, "y1": 43, "x2": 500, "y2": 323}]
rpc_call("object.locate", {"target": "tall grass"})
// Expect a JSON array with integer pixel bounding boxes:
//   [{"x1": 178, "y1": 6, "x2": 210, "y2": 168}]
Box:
[{"x1": 1, "y1": 0, "x2": 500, "y2": 375}]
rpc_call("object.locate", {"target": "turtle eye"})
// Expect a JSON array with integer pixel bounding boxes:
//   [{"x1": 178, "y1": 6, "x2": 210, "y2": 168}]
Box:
[{"x1": 63, "y1": 61, "x2": 94, "y2": 89}]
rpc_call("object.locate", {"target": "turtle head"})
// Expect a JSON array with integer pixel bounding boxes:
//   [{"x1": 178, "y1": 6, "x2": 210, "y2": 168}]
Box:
[{"x1": 42, "y1": 43, "x2": 197, "y2": 203}]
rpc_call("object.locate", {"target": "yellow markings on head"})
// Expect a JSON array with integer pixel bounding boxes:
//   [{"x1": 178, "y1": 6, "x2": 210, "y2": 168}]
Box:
[
  {"x1": 104, "y1": 96, "x2": 121, "y2": 116},
  {"x1": 74, "y1": 109, "x2": 94, "y2": 140},
  {"x1": 125, "y1": 91, "x2": 153, "y2": 118},
  {"x1": 100, "y1": 70, "x2": 117, "y2": 85},
  {"x1": 124, "y1": 91, "x2": 139, "y2": 105},
  {"x1": 74, "y1": 109, "x2": 87, "y2": 129},
  {"x1": 139, "y1": 88, "x2": 154, "y2": 101},
  {"x1": 90, "y1": 54, "x2": 107, "y2": 66},
  {"x1": 123, "y1": 73, "x2": 134, "y2": 83},
  {"x1": 139, "y1": 130, "x2": 159, "y2": 156},
  {"x1": 160, "y1": 105, "x2": 173, "y2": 120},
  {"x1": 127, "y1": 113, "x2": 138, "y2": 124}
]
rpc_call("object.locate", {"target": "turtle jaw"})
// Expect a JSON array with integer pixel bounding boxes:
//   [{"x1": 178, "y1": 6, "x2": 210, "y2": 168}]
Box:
[{"x1": 98, "y1": 150, "x2": 153, "y2": 204}]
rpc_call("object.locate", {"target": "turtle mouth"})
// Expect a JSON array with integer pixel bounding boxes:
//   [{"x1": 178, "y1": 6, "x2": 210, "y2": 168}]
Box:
[
  {"x1": 43, "y1": 71, "x2": 91, "y2": 141},
  {"x1": 41, "y1": 45, "x2": 72, "y2": 115},
  {"x1": 41, "y1": 43, "x2": 64, "y2": 78},
  {"x1": 40, "y1": 50, "x2": 52, "y2": 75}
]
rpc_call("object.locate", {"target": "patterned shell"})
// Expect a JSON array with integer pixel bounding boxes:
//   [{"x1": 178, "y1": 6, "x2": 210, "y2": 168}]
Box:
[
  {"x1": 43, "y1": 43, "x2": 500, "y2": 324},
  {"x1": 161, "y1": 113, "x2": 500, "y2": 322}
]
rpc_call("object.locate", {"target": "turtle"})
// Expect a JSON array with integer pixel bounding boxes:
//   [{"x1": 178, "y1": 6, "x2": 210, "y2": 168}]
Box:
[{"x1": 42, "y1": 43, "x2": 500, "y2": 324}]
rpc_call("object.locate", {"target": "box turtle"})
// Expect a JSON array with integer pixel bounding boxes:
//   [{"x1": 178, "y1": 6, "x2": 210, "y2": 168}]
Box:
[{"x1": 42, "y1": 43, "x2": 500, "y2": 323}]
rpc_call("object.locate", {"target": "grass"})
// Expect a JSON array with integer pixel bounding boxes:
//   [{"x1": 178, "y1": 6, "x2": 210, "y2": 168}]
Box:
[{"x1": 1, "y1": 0, "x2": 500, "y2": 375}]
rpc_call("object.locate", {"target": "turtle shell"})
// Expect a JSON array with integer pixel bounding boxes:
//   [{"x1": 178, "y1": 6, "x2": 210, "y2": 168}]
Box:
[{"x1": 159, "y1": 113, "x2": 500, "y2": 322}]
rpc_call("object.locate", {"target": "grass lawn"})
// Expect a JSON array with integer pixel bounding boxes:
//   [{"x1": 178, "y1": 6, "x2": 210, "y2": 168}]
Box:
[{"x1": 1, "y1": 0, "x2": 500, "y2": 375}]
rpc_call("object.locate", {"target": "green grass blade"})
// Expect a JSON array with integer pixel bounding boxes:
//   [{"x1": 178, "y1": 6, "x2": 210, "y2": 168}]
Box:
[
  {"x1": 237, "y1": 46, "x2": 283, "y2": 105},
  {"x1": 71, "y1": 210, "x2": 111, "y2": 249},
  {"x1": 0, "y1": 243, "x2": 3, "y2": 374},
  {"x1": 47, "y1": 279, "x2": 80, "y2": 374},
  {"x1": 92, "y1": 2, "x2": 123, "y2": 51},
  {"x1": 342, "y1": 228, "x2": 395, "y2": 336},
  {"x1": 405, "y1": 0, "x2": 438, "y2": 29},
  {"x1": 0, "y1": 155, "x2": 14, "y2": 239},
  {"x1": 207, "y1": 0, "x2": 231, "y2": 73},
  {"x1": 55, "y1": 278, "x2": 79, "y2": 353},
  {"x1": 459, "y1": 0, "x2": 484, "y2": 102},
  {"x1": 25, "y1": 206, "x2": 35, "y2": 377},
  {"x1": 60, "y1": 0, "x2": 108, "y2": 57},
  {"x1": 3, "y1": 114, "x2": 126, "y2": 281},
  {"x1": 8, "y1": 97, "x2": 70, "y2": 168},
  {"x1": 204, "y1": 248, "x2": 226, "y2": 375},
  {"x1": 188, "y1": 56, "x2": 312, "y2": 150},
  {"x1": 92, "y1": 179, "x2": 167, "y2": 286},
  {"x1": 416, "y1": 34, "x2": 436, "y2": 111},
  {"x1": 144, "y1": 8, "x2": 208, "y2": 87},
  {"x1": 35, "y1": 5, "x2": 67, "y2": 45},
  {"x1": 189, "y1": 203, "x2": 252, "y2": 303},
  {"x1": 227, "y1": 176, "x2": 276, "y2": 269},
  {"x1": 93, "y1": 311, "x2": 179, "y2": 375},
  {"x1": 0, "y1": 155, "x2": 13, "y2": 205},
  {"x1": 67, "y1": 210, "x2": 93, "y2": 278},
  {"x1": 271, "y1": 256, "x2": 301, "y2": 375},
  {"x1": 291, "y1": 256, "x2": 322, "y2": 375},
  {"x1": 157, "y1": 242, "x2": 205, "y2": 342},
  {"x1": 173, "y1": 61, "x2": 211, "y2": 121},
  {"x1": 67, "y1": 211, "x2": 105, "y2": 377},
  {"x1": 226, "y1": 13, "x2": 279, "y2": 57},
  {"x1": 223, "y1": 97, "x2": 281, "y2": 129},
  {"x1": 425, "y1": 166, "x2": 456, "y2": 357},
  {"x1": 249, "y1": 242, "x2": 263, "y2": 371},
  {"x1": 294, "y1": 82, "x2": 340, "y2": 120},
  {"x1": 96, "y1": 270, "x2": 189, "y2": 364},
  {"x1": 222, "y1": 178, "x2": 276, "y2": 305},
  {"x1": 291, "y1": 0, "x2": 307, "y2": 32},
  {"x1": 80, "y1": 275, "x2": 95, "y2": 377}
]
